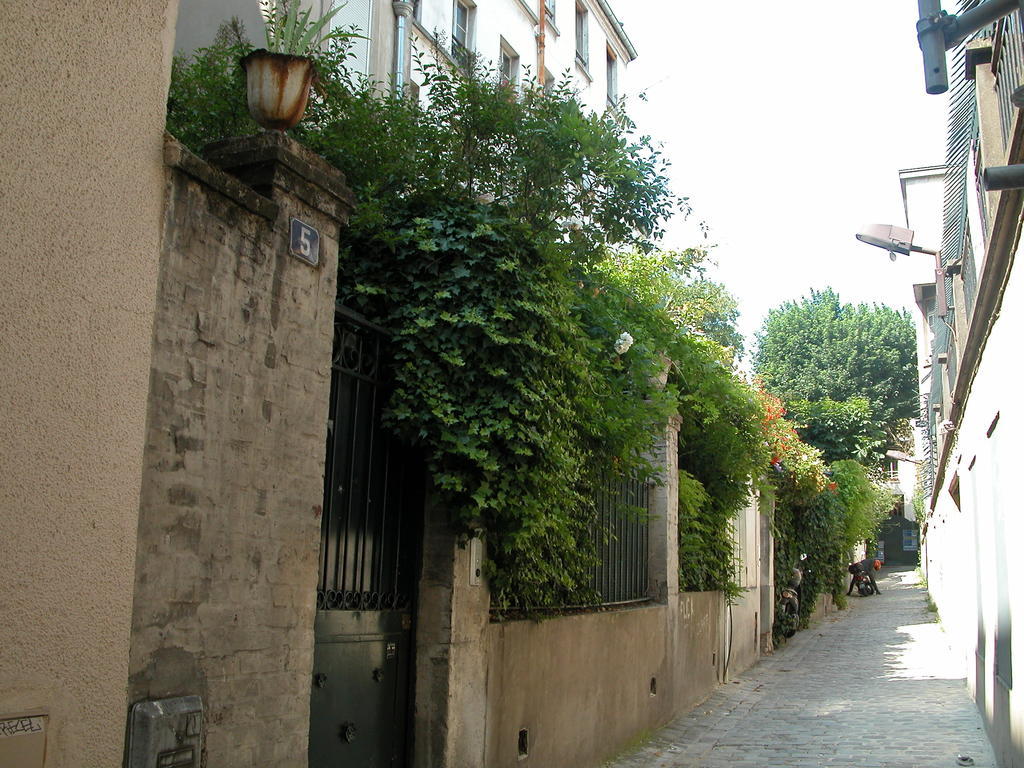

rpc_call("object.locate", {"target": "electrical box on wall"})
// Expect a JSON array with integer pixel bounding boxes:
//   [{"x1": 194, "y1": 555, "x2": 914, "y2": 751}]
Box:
[
  {"x1": 126, "y1": 696, "x2": 203, "y2": 768},
  {"x1": 0, "y1": 713, "x2": 48, "y2": 768},
  {"x1": 469, "y1": 537, "x2": 483, "y2": 586}
]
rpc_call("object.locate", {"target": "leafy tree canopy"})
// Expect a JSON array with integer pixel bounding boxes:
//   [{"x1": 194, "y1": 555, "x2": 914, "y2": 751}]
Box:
[
  {"x1": 753, "y1": 288, "x2": 917, "y2": 444},
  {"x1": 785, "y1": 397, "x2": 886, "y2": 464},
  {"x1": 590, "y1": 248, "x2": 744, "y2": 359}
]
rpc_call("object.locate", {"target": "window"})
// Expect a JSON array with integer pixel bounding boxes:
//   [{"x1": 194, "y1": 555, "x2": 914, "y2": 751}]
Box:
[
  {"x1": 331, "y1": 0, "x2": 373, "y2": 76},
  {"x1": 575, "y1": 3, "x2": 588, "y2": 68},
  {"x1": 499, "y1": 41, "x2": 520, "y2": 87},
  {"x1": 606, "y1": 48, "x2": 618, "y2": 105},
  {"x1": 545, "y1": 0, "x2": 555, "y2": 17},
  {"x1": 453, "y1": 1, "x2": 473, "y2": 66}
]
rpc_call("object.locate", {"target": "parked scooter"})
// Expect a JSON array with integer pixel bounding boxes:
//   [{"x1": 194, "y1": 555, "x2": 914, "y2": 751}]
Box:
[{"x1": 853, "y1": 568, "x2": 876, "y2": 596}]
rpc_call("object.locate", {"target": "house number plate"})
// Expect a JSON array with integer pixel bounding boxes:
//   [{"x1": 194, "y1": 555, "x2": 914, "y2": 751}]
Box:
[{"x1": 289, "y1": 217, "x2": 320, "y2": 266}]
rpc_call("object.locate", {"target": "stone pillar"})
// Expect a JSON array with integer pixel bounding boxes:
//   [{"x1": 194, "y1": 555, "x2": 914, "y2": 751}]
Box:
[
  {"x1": 128, "y1": 133, "x2": 352, "y2": 767},
  {"x1": 648, "y1": 415, "x2": 681, "y2": 602},
  {"x1": 414, "y1": 500, "x2": 490, "y2": 768}
]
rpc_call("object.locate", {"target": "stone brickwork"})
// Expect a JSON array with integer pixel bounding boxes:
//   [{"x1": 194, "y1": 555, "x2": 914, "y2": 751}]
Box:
[{"x1": 128, "y1": 134, "x2": 351, "y2": 767}]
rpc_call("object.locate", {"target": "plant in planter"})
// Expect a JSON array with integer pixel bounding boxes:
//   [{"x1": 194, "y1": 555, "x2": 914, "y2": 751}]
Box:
[{"x1": 241, "y1": 0, "x2": 358, "y2": 130}]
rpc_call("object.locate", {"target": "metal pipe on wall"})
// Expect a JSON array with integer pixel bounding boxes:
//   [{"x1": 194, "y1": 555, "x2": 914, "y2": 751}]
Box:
[
  {"x1": 537, "y1": 0, "x2": 546, "y2": 86},
  {"x1": 392, "y1": 1, "x2": 414, "y2": 92}
]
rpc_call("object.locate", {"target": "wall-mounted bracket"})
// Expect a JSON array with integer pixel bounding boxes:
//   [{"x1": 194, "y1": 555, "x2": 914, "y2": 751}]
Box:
[{"x1": 917, "y1": 0, "x2": 1019, "y2": 94}]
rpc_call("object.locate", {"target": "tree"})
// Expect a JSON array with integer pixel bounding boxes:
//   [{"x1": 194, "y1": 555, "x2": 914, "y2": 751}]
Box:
[
  {"x1": 590, "y1": 247, "x2": 744, "y2": 360},
  {"x1": 785, "y1": 397, "x2": 886, "y2": 464},
  {"x1": 753, "y1": 288, "x2": 917, "y2": 448}
]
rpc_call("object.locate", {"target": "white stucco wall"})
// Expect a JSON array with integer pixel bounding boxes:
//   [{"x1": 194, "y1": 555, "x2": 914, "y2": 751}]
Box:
[
  {"x1": 924, "y1": 238, "x2": 1024, "y2": 767},
  {"x1": 0, "y1": 2, "x2": 178, "y2": 766}
]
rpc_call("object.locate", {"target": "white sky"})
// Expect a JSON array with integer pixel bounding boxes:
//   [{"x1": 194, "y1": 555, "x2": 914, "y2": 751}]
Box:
[{"x1": 615, "y1": 1, "x2": 951, "y2": 353}]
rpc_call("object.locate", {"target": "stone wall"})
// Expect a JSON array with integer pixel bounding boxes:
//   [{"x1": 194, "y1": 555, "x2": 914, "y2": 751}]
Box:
[
  {"x1": 468, "y1": 420, "x2": 768, "y2": 768},
  {"x1": 128, "y1": 134, "x2": 351, "y2": 766},
  {"x1": 483, "y1": 592, "x2": 724, "y2": 768}
]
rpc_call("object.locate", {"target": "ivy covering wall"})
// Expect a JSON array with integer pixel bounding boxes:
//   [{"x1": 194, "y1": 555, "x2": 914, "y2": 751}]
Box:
[{"x1": 167, "y1": 29, "x2": 893, "y2": 619}]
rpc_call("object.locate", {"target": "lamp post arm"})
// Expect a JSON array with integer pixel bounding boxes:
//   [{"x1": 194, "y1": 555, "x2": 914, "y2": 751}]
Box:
[
  {"x1": 943, "y1": 0, "x2": 1018, "y2": 48},
  {"x1": 917, "y1": 0, "x2": 1018, "y2": 93},
  {"x1": 908, "y1": 244, "x2": 948, "y2": 317}
]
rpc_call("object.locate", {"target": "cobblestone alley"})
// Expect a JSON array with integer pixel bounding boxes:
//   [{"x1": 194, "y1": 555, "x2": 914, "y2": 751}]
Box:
[{"x1": 607, "y1": 568, "x2": 996, "y2": 768}]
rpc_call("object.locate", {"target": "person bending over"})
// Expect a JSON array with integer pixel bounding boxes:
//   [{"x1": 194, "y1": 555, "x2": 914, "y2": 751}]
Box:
[{"x1": 846, "y1": 558, "x2": 881, "y2": 595}]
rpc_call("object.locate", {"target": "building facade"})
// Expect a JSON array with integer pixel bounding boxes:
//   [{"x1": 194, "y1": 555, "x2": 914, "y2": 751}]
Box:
[
  {"x1": 172, "y1": 0, "x2": 635, "y2": 114},
  {"x1": 911, "y1": 10, "x2": 1024, "y2": 768}
]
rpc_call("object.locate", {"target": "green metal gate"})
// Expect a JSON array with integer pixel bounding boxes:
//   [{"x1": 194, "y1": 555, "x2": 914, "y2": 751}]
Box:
[
  {"x1": 309, "y1": 309, "x2": 422, "y2": 768},
  {"x1": 877, "y1": 515, "x2": 920, "y2": 567}
]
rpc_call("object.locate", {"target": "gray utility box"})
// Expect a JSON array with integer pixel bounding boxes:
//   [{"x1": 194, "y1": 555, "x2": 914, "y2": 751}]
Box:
[{"x1": 126, "y1": 696, "x2": 202, "y2": 768}]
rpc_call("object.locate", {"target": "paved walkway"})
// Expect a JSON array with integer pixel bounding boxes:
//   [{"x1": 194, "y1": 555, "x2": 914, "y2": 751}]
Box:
[{"x1": 607, "y1": 568, "x2": 995, "y2": 768}]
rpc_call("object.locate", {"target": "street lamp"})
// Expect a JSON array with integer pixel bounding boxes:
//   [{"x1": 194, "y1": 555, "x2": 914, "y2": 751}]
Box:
[{"x1": 855, "y1": 223, "x2": 948, "y2": 317}]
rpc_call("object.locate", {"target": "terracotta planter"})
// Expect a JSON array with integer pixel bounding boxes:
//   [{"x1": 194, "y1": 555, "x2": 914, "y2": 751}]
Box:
[{"x1": 240, "y1": 49, "x2": 316, "y2": 131}]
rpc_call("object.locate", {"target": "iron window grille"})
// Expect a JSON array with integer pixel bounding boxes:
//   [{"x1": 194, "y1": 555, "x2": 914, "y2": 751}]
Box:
[{"x1": 588, "y1": 475, "x2": 649, "y2": 604}]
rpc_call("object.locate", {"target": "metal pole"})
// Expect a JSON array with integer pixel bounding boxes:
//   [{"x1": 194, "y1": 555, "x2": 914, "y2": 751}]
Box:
[
  {"x1": 945, "y1": 0, "x2": 1018, "y2": 47},
  {"x1": 933, "y1": 251, "x2": 949, "y2": 318},
  {"x1": 982, "y1": 163, "x2": 1024, "y2": 190},
  {"x1": 911, "y1": 244, "x2": 948, "y2": 317},
  {"x1": 918, "y1": 0, "x2": 949, "y2": 94}
]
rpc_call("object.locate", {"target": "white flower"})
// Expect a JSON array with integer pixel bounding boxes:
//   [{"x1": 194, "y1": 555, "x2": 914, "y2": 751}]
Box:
[{"x1": 614, "y1": 331, "x2": 634, "y2": 355}]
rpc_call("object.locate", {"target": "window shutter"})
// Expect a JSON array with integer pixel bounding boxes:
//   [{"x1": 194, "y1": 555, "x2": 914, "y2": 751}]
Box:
[{"x1": 330, "y1": 0, "x2": 373, "y2": 75}]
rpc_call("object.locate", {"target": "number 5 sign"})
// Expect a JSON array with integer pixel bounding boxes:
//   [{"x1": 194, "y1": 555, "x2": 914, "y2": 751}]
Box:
[{"x1": 289, "y1": 217, "x2": 320, "y2": 266}]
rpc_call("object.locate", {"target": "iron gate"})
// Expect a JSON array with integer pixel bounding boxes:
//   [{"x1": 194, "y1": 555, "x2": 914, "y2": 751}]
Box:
[
  {"x1": 309, "y1": 309, "x2": 421, "y2": 768},
  {"x1": 590, "y1": 476, "x2": 649, "y2": 604}
]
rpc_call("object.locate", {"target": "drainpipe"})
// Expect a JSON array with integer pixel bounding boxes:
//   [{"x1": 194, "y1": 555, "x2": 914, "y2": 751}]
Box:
[
  {"x1": 392, "y1": 1, "x2": 414, "y2": 92},
  {"x1": 537, "y1": 0, "x2": 546, "y2": 87}
]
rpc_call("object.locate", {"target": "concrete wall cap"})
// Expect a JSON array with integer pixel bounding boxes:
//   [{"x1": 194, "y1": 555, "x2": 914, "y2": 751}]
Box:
[
  {"x1": 202, "y1": 132, "x2": 355, "y2": 214},
  {"x1": 163, "y1": 133, "x2": 279, "y2": 221}
]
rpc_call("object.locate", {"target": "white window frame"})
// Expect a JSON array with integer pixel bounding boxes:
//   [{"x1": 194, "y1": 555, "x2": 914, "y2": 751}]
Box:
[
  {"x1": 499, "y1": 39, "x2": 520, "y2": 87},
  {"x1": 575, "y1": 2, "x2": 589, "y2": 69},
  {"x1": 606, "y1": 47, "x2": 618, "y2": 106},
  {"x1": 453, "y1": 0, "x2": 474, "y2": 50}
]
